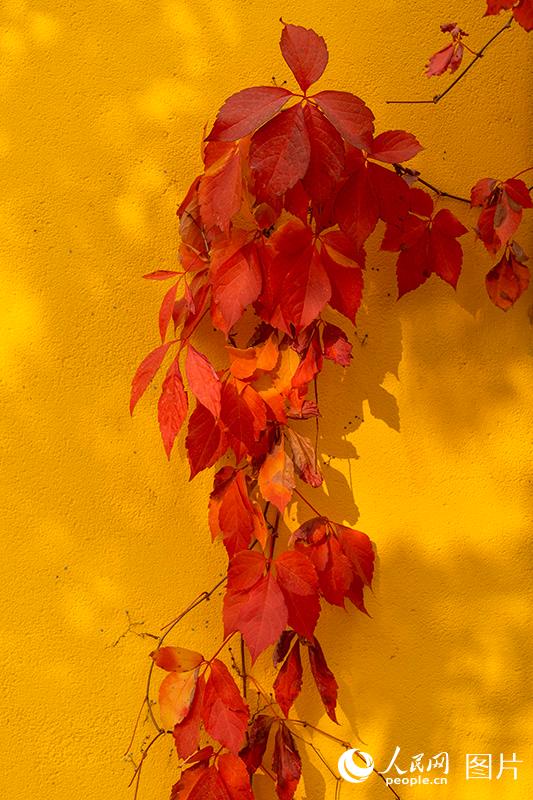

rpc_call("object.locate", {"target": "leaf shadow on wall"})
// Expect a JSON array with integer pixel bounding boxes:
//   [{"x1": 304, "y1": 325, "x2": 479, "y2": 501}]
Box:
[{"x1": 285, "y1": 536, "x2": 533, "y2": 800}]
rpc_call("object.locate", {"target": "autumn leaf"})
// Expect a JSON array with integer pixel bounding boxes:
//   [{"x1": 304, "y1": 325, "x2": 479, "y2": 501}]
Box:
[
  {"x1": 250, "y1": 104, "x2": 311, "y2": 203},
  {"x1": 471, "y1": 176, "x2": 532, "y2": 253},
  {"x1": 199, "y1": 145, "x2": 242, "y2": 235},
  {"x1": 370, "y1": 130, "x2": 423, "y2": 163},
  {"x1": 275, "y1": 550, "x2": 320, "y2": 639},
  {"x1": 285, "y1": 428, "x2": 323, "y2": 488},
  {"x1": 211, "y1": 244, "x2": 262, "y2": 335},
  {"x1": 280, "y1": 22, "x2": 328, "y2": 91},
  {"x1": 224, "y1": 551, "x2": 288, "y2": 662},
  {"x1": 186, "y1": 402, "x2": 228, "y2": 479},
  {"x1": 173, "y1": 674, "x2": 205, "y2": 759},
  {"x1": 302, "y1": 103, "x2": 345, "y2": 202},
  {"x1": 202, "y1": 659, "x2": 249, "y2": 754},
  {"x1": 159, "y1": 281, "x2": 180, "y2": 342},
  {"x1": 209, "y1": 467, "x2": 256, "y2": 557},
  {"x1": 258, "y1": 439, "x2": 295, "y2": 512},
  {"x1": 382, "y1": 188, "x2": 468, "y2": 297},
  {"x1": 185, "y1": 345, "x2": 221, "y2": 419},
  {"x1": 151, "y1": 646, "x2": 204, "y2": 672},
  {"x1": 239, "y1": 715, "x2": 275, "y2": 775},
  {"x1": 308, "y1": 638, "x2": 338, "y2": 722},
  {"x1": 484, "y1": 1, "x2": 533, "y2": 32},
  {"x1": 274, "y1": 639, "x2": 303, "y2": 716},
  {"x1": 206, "y1": 86, "x2": 292, "y2": 141},
  {"x1": 322, "y1": 323, "x2": 352, "y2": 367},
  {"x1": 426, "y1": 23, "x2": 468, "y2": 77},
  {"x1": 158, "y1": 357, "x2": 188, "y2": 458},
  {"x1": 313, "y1": 90, "x2": 374, "y2": 150},
  {"x1": 159, "y1": 668, "x2": 199, "y2": 730},
  {"x1": 272, "y1": 724, "x2": 302, "y2": 800},
  {"x1": 130, "y1": 341, "x2": 175, "y2": 414},
  {"x1": 170, "y1": 762, "x2": 208, "y2": 800},
  {"x1": 486, "y1": 245, "x2": 530, "y2": 310},
  {"x1": 217, "y1": 753, "x2": 254, "y2": 800},
  {"x1": 259, "y1": 219, "x2": 331, "y2": 333}
]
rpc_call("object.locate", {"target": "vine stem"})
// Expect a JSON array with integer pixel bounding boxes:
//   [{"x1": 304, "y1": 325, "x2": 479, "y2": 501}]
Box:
[
  {"x1": 387, "y1": 16, "x2": 513, "y2": 105},
  {"x1": 394, "y1": 164, "x2": 470, "y2": 204},
  {"x1": 294, "y1": 486, "x2": 323, "y2": 518}
]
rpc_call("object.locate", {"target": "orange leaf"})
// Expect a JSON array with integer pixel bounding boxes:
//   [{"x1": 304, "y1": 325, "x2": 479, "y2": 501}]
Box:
[
  {"x1": 151, "y1": 646, "x2": 204, "y2": 672},
  {"x1": 258, "y1": 440, "x2": 295, "y2": 512},
  {"x1": 159, "y1": 668, "x2": 199, "y2": 730}
]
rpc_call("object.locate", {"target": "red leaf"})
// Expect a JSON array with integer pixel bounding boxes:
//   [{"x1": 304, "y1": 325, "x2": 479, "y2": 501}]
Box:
[
  {"x1": 239, "y1": 715, "x2": 275, "y2": 775},
  {"x1": 171, "y1": 762, "x2": 208, "y2": 800},
  {"x1": 250, "y1": 104, "x2": 311, "y2": 203},
  {"x1": 217, "y1": 754, "x2": 254, "y2": 800},
  {"x1": 173, "y1": 674, "x2": 205, "y2": 759},
  {"x1": 207, "y1": 86, "x2": 292, "y2": 141},
  {"x1": 274, "y1": 640, "x2": 303, "y2": 717},
  {"x1": 302, "y1": 104, "x2": 345, "y2": 201},
  {"x1": 370, "y1": 130, "x2": 423, "y2": 163},
  {"x1": 485, "y1": 1, "x2": 533, "y2": 32},
  {"x1": 130, "y1": 341, "x2": 174, "y2": 414},
  {"x1": 280, "y1": 22, "x2": 328, "y2": 92},
  {"x1": 211, "y1": 245, "x2": 262, "y2": 335},
  {"x1": 199, "y1": 146, "x2": 242, "y2": 235},
  {"x1": 321, "y1": 240, "x2": 364, "y2": 323},
  {"x1": 186, "y1": 403, "x2": 227, "y2": 479},
  {"x1": 272, "y1": 725, "x2": 302, "y2": 800},
  {"x1": 158, "y1": 357, "x2": 188, "y2": 458},
  {"x1": 203, "y1": 659, "x2": 249, "y2": 754},
  {"x1": 209, "y1": 468, "x2": 255, "y2": 557},
  {"x1": 261, "y1": 220, "x2": 331, "y2": 333},
  {"x1": 308, "y1": 639, "x2": 338, "y2": 722},
  {"x1": 471, "y1": 177, "x2": 532, "y2": 253},
  {"x1": 426, "y1": 43, "x2": 463, "y2": 76},
  {"x1": 258, "y1": 440, "x2": 295, "y2": 512},
  {"x1": 143, "y1": 270, "x2": 180, "y2": 280},
  {"x1": 486, "y1": 249, "x2": 530, "y2": 310},
  {"x1": 185, "y1": 345, "x2": 221, "y2": 419},
  {"x1": 313, "y1": 90, "x2": 374, "y2": 150},
  {"x1": 187, "y1": 767, "x2": 227, "y2": 800},
  {"x1": 224, "y1": 553, "x2": 288, "y2": 662},
  {"x1": 275, "y1": 550, "x2": 320, "y2": 640},
  {"x1": 322, "y1": 323, "x2": 352, "y2": 367},
  {"x1": 159, "y1": 281, "x2": 180, "y2": 342},
  {"x1": 336, "y1": 523, "x2": 375, "y2": 587},
  {"x1": 159, "y1": 668, "x2": 199, "y2": 730},
  {"x1": 382, "y1": 189, "x2": 467, "y2": 297}
]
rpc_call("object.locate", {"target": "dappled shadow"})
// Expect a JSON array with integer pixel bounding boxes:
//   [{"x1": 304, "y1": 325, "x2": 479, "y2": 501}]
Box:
[{"x1": 1, "y1": 2, "x2": 532, "y2": 800}]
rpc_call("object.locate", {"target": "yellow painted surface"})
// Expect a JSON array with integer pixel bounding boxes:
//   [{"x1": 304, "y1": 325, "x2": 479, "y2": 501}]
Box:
[{"x1": 1, "y1": 1, "x2": 532, "y2": 798}]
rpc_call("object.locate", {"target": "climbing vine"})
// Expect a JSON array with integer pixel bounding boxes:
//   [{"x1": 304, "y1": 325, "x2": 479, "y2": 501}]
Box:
[{"x1": 128, "y1": 7, "x2": 531, "y2": 799}]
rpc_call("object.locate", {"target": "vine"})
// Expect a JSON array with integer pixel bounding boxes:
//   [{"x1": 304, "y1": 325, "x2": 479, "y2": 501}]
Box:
[{"x1": 128, "y1": 8, "x2": 531, "y2": 800}]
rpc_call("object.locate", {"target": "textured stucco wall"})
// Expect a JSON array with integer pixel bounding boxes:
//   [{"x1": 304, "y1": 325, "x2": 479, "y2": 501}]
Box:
[{"x1": 1, "y1": 1, "x2": 532, "y2": 798}]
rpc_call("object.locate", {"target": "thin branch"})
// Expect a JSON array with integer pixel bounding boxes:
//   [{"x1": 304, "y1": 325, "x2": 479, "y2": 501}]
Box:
[
  {"x1": 145, "y1": 577, "x2": 227, "y2": 733},
  {"x1": 288, "y1": 719, "x2": 402, "y2": 800},
  {"x1": 387, "y1": 16, "x2": 513, "y2": 105},
  {"x1": 293, "y1": 487, "x2": 323, "y2": 518},
  {"x1": 240, "y1": 634, "x2": 248, "y2": 700},
  {"x1": 394, "y1": 165, "x2": 470, "y2": 204}
]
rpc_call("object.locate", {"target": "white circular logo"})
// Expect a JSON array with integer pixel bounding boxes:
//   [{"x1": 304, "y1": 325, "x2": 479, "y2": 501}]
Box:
[{"x1": 338, "y1": 749, "x2": 375, "y2": 783}]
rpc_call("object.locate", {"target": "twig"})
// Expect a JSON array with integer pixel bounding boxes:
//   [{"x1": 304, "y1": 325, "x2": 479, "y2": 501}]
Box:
[
  {"x1": 288, "y1": 720, "x2": 402, "y2": 800},
  {"x1": 394, "y1": 164, "x2": 470, "y2": 204},
  {"x1": 293, "y1": 487, "x2": 323, "y2": 518},
  {"x1": 240, "y1": 634, "x2": 248, "y2": 700},
  {"x1": 145, "y1": 577, "x2": 227, "y2": 733},
  {"x1": 387, "y1": 16, "x2": 513, "y2": 105}
]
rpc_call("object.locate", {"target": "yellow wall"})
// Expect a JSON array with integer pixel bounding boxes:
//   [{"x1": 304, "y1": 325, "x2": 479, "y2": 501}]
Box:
[{"x1": 1, "y1": 1, "x2": 532, "y2": 798}]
